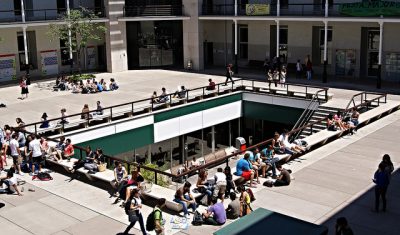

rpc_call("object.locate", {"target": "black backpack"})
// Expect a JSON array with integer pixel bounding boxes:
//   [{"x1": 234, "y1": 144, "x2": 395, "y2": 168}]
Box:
[
  {"x1": 32, "y1": 172, "x2": 53, "y2": 181},
  {"x1": 146, "y1": 208, "x2": 161, "y2": 231},
  {"x1": 192, "y1": 210, "x2": 204, "y2": 226},
  {"x1": 125, "y1": 198, "x2": 137, "y2": 215}
]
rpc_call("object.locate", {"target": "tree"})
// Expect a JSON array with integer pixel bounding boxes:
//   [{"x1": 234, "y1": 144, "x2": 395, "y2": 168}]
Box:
[{"x1": 48, "y1": 8, "x2": 106, "y2": 75}]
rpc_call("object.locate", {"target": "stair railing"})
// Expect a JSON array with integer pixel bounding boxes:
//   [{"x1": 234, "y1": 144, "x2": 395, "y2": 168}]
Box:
[{"x1": 290, "y1": 89, "x2": 327, "y2": 141}]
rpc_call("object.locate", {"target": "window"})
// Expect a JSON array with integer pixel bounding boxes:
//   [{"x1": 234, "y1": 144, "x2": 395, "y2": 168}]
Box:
[
  {"x1": 319, "y1": 28, "x2": 333, "y2": 64},
  {"x1": 14, "y1": 0, "x2": 22, "y2": 15},
  {"x1": 57, "y1": 0, "x2": 67, "y2": 14},
  {"x1": 272, "y1": 0, "x2": 288, "y2": 8},
  {"x1": 279, "y1": 26, "x2": 288, "y2": 63},
  {"x1": 367, "y1": 30, "x2": 380, "y2": 76},
  {"x1": 239, "y1": 26, "x2": 248, "y2": 59},
  {"x1": 60, "y1": 39, "x2": 70, "y2": 66},
  {"x1": 321, "y1": 0, "x2": 333, "y2": 9},
  {"x1": 17, "y1": 31, "x2": 37, "y2": 70}
]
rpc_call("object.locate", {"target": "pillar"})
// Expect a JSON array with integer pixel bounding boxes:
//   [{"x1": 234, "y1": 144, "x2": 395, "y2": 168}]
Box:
[
  {"x1": 67, "y1": 0, "x2": 73, "y2": 60},
  {"x1": 234, "y1": 19, "x2": 238, "y2": 73},
  {"x1": 183, "y1": 0, "x2": 204, "y2": 70},
  {"x1": 276, "y1": 20, "x2": 280, "y2": 58},
  {"x1": 323, "y1": 20, "x2": 328, "y2": 83},
  {"x1": 105, "y1": 0, "x2": 128, "y2": 72},
  {"x1": 377, "y1": 21, "x2": 383, "y2": 89},
  {"x1": 211, "y1": 126, "x2": 215, "y2": 153}
]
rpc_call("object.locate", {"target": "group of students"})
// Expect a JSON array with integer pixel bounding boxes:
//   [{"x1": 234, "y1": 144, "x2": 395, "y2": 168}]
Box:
[
  {"x1": 54, "y1": 76, "x2": 119, "y2": 94},
  {"x1": 151, "y1": 86, "x2": 188, "y2": 104},
  {"x1": 327, "y1": 108, "x2": 359, "y2": 133}
]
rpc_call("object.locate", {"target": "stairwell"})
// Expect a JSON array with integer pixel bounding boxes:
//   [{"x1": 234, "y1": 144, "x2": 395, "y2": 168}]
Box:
[{"x1": 298, "y1": 106, "x2": 341, "y2": 139}]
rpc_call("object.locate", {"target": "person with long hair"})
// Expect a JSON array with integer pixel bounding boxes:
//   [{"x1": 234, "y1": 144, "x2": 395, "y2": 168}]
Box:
[
  {"x1": 123, "y1": 189, "x2": 146, "y2": 235},
  {"x1": 373, "y1": 163, "x2": 390, "y2": 212}
]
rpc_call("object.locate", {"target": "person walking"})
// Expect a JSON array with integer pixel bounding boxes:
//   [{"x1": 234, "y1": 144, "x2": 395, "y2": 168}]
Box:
[
  {"x1": 123, "y1": 189, "x2": 146, "y2": 235},
  {"x1": 296, "y1": 59, "x2": 303, "y2": 79},
  {"x1": 373, "y1": 163, "x2": 390, "y2": 212},
  {"x1": 20, "y1": 76, "x2": 29, "y2": 100},
  {"x1": 224, "y1": 64, "x2": 234, "y2": 85},
  {"x1": 306, "y1": 55, "x2": 313, "y2": 80}
]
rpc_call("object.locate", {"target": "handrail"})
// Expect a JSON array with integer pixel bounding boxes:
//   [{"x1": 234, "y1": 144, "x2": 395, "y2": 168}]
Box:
[
  {"x1": 18, "y1": 78, "x2": 329, "y2": 135},
  {"x1": 17, "y1": 92, "x2": 386, "y2": 183}
]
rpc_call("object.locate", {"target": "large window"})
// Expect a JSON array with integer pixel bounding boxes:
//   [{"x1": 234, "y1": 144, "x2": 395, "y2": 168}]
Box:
[
  {"x1": 319, "y1": 28, "x2": 333, "y2": 64},
  {"x1": 14, "y1": 0, "x2": 22, "y2": 15},
  {"x1": 279, "y1": 26, "x2": 288, "y2": 63},
  {"x1": 239, "y1": 26, "x2": 248, "y2": 59},
  {"x1": 367, "y1": 30, "x2": 380, "y2": 76},
  {"x1": 17, "y1": 31, "x2": 37, "y2": 70}
]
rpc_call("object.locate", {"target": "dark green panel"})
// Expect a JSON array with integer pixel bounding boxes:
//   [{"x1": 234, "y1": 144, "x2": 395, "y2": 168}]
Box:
[
  {"x1": 243, "y1": 101, "x2": 303, "y2": 125},
  {"x1": 154, "y1": 93, "x2": 242, "y2": 122},
  {"x1": 75, "y1": 124, "x2": 154, "y2": 157}
]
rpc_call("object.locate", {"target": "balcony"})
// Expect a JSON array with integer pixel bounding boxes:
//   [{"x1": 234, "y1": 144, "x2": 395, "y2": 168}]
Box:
[
  {"x1": 0, "y1": 7, "x2": 105, "y2": 24},
  {"x1": 201, "y1": 2, "x2": 400, "y2": 18},
  {"x1": 123, "y1": 5, "x2": 184, "y2": 17}
]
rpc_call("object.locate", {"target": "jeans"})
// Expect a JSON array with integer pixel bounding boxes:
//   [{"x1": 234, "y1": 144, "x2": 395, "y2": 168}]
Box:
[
  {"x1": 265, "y1": 157, "x2": 279, "y2": 176},
  {"x1": 225, "y1": 76, "x2": 234, "y2": 85},
  {"x1": 213, "y1": 183, "x2": 226, "y2": 198},
  {"x1": 307, "y1": 70, "x2": 312, "y2": 80},
  {"x1": 114, "y1": 180, "x2": 127, "y2": 195},
  {"x1": 174, "y1": 195, "x2": 196, "y2": 215},
  {"x1": 124, "y1": 212, "x2": 146, "y2": 235},
  {"x1": 375, "y1": 186, "x2": 387, "y2": 211},
  {"x1": 0, "y1": 181, "x2": 11, "y2": 194},
  {"x1": 225, "y1": 179, "x2": 235, "y2": 197}
]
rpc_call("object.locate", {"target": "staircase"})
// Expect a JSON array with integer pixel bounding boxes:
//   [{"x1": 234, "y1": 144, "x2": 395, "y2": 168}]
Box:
[{"x1": 297, "y1": 106, "x2": 341, "y2": 139}]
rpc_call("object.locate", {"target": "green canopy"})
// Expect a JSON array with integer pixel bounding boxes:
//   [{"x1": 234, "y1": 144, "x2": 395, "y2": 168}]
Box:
[{"x1": 214, "y1": 208, "x2": 328, "y2": 235}]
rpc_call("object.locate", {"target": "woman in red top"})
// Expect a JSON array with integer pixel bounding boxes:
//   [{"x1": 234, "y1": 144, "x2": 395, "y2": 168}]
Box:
[{"x1": 63, "y1": 138, "x2": 75, "y2": 160}]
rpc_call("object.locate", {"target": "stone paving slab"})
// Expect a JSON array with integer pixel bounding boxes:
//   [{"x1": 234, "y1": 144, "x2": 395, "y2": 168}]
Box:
[
  {"x1": 0, "y1": 216, "x2": 32, "y2": 235},
  {"x1": 38, "y1": 195, "x2": 98, "y2": 222},
  {"x1": 63, "y1": 215, "x2": 130, "y2": 235},
  {"x1": 0, "y1": 201, "x2": 79, "y2": 235}
]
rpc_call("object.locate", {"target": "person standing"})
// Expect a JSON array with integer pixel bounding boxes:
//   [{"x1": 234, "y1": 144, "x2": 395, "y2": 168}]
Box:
[
  {"x1": 9, "y1": 134, "x2": 24, "y2": 176},
  {"x1": 224, "y1": 64, "x2": 234, "y2": 85},
  {"x1": 123, "y1": 189, "x2": 146, "y2": 235},
  {"x1": 154, "y1": 198, "x2": 166, "y2": 235},
  {"x1": 296, "y1": 59, "x2": 303, "y2": 79},
  {"x1": 306, "y1": 55, "x2": 313, "y2": 80},
  {"x1": 28, "y1": 134, "x2": 43, "y2": 175},
  {"x1": 20, "y1": 76, "x2": 29, "y2": 100},
  {"x1": 373, "y1": 163, "x2": 390, "y2": 212}
]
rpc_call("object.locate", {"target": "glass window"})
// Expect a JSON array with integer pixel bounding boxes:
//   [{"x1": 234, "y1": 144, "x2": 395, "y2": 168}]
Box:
[
  {"x1": 60, "y1": 39, "x2": 70, "y2": 66},
  {"x1": 14, "y1": 0, "x2": 22, "y2": 15},
  {"x1": 279, "y1": 26, "x2": 288, "y2": 63},
  {"x1": 239, "y1": 27, "x2": 248, "y2": 59}
]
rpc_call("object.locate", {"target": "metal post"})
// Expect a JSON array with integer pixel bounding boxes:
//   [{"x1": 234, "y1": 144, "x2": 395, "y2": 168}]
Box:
[
  {"x1": 22, "y1": 26, "x2": 29, "y2": 65},
  {"x1": 277, "y1": 0, "x2": 280, "y2": 17},
  {"x1": 20, "y1": 0, "x2": 26, "y2": 22},
  {"x1": 377, "y1": 21, "x2": 383, "y2": 89},
  {"x1": 325, "y1": 0, "x2": 329, "y2": 17},
  {"x1": 67, "y1": 0, "x2": 73, "y2": 60},
  {"x1": 229, "y1": 121, "x2": 232, "y2": 146},
  {"x1": 234, "y1": 19, "x2": 238, "y2": 74},
  {"x1": 276, "y1": 20, "x2": 280, "y2": 58},
  {"x1": 211, "y1": 126, "x2": 215, "y2": 153},
  {"x1": 323, "y1": 20, "x2": 328, "y2": 83},
  {"x1": 234, "y1": 0, "x2": 237, "y2": 16}
]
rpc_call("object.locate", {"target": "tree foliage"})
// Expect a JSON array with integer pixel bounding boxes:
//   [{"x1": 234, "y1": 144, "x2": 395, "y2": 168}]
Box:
[{"x1": 48, "y1": 8, "x2": 106, "y2": 73}]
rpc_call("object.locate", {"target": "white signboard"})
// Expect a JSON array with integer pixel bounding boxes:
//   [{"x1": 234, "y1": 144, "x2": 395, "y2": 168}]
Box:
[
  {"x1": 87, "y1": 46, "x2": 96, "y2": 70},
  {"x1": 40, "y1": 50, "x2": 59, "y2": 76},
  {"x1": 0, "y1": 54, "x2": 17, "y2": 81}
]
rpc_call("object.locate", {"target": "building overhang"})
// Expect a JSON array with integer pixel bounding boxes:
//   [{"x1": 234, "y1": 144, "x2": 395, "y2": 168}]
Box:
[
  {"x1": 0, "y1": 18, "x2": 109, "y2": 29},
  {"x1": 118, "y1": 16, "x2": 190, "y2": 22}
]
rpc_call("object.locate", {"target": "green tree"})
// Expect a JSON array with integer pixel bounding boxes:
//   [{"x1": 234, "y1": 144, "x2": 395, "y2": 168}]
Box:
[{"x1": 48, "y1": 8, "x2": 106, "y2": 74}]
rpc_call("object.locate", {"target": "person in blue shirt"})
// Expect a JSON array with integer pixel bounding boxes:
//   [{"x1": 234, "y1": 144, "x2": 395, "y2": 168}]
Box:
[
  {"x1": 235, "y1": 153, "x2": 256, "y2": 188},
  {"x1": 96, "y1": 81, "x2": 103, "y2": 92},
  {"x1": 261, "y1": 145, "x2": 280, "y2": 178},
  {"x1": 247, "y1": 149, "x2": 267, "y2": 181},
  {"x1": 373, "y1": 163, "x2": 390, "y2": 212}
]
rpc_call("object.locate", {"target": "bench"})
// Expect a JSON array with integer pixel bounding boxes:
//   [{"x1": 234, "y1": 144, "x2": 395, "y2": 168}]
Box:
[{"x1": 141, "y1": 184, "x2": 185, "y2": 212}]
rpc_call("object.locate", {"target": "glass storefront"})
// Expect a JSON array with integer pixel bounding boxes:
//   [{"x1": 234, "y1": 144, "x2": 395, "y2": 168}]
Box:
[{"x1": 126, "y1": 21, "x2": 183, "y2": 69}]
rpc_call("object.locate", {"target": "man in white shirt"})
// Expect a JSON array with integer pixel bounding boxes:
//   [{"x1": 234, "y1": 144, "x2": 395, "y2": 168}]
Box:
[
  {"x1": 9, "y1": 134, "x2": 24, "y2": 176},
  {"x1": 0, "y1": 170, "x2": 23, "y2": 196},
  {"x1": 213, "y1": 168, "x2": 227, "y2": 198},
  {"x1": 29, "y1": 135, "x2": 43, "y2": 175}
]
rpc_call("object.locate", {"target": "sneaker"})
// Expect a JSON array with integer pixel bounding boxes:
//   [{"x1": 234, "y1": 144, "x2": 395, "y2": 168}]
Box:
[
  {"x1": 185, "y1": 214, "x2": 190, "y2": 219},
  {"x1": 18, "y1": 172, "x2": 24, "y2": 176}
]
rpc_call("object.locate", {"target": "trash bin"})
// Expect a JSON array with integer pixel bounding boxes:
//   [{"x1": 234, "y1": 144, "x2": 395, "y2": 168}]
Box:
[{"x1": 235, "y1": 137, "x2": 246, "y2": 151}]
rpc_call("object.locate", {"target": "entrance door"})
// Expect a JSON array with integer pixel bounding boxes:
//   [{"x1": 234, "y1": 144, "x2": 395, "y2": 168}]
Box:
[
  {"x1": 203, "y1": 41, "x2": 214, "y2": 66},
  {"x1": 97, "y1": 45, "x2": 106, "y2": 71},
  {"x1": 367, "y1": 30, "x2": 380, "y2": 77}
]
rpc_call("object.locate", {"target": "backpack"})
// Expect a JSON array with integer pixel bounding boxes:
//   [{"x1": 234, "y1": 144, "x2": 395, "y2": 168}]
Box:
[
  {"x1": 146, "y1": 208, "x2": 161, "y2": 231},
  {"x1": 192, "y1": 210, "x2": 204, "y2": 226},
  {"x1": 246, "y1": 188, "x2": 256, "y2": 202},
  {"x1": 32, "y1": 172, "x2": 53, "y2": 181}
]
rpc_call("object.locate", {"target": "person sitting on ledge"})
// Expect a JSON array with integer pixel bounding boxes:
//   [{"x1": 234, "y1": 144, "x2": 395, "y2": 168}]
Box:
[
  {"x1": 202, "y1": 196, "x2": 226, "y2": 225},
  {"x1": 39, "y1": 112, "x2": 49, "y2": 128},
  {"x1": 273, "y1": 164, "x2": 291, "y2": 187},
  {"x1": 151, "y1": 91, "x2": 159, "y2": 104},
  {"x1": 110, "y1": 78, "x2": 119, "y2": 90},
  {"x1": 81, "y1": 104, "x2": 91, "y2": 120},
  {"x1": 159, "y1": 87, "x2": 169, "y2": 103},
  {"x1": 234, "y1": 153, "x2": 257, "y2": 188},
  {"x1": 174, "y1": 181, "x2": 197, "y2": 218},
  {"x1": 206, "y1": 79, "x2": 216, "y2": 90},
  {"x1": 173, "y1": 85, "x2": 187, "y2": 99}
]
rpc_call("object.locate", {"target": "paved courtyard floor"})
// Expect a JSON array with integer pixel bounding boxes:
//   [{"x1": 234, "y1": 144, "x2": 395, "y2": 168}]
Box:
[{"x1": 1, "y1": 70, "x2": 400, "y2": 235}]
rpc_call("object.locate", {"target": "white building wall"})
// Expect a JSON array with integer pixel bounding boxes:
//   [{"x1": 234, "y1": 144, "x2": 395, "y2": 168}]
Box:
[
  {"x1": 248, "y1": 21, "x2": 270, "y2": 61},
  {"x1": 203, "y1": 20, "x2": 233, "y2": 66}
]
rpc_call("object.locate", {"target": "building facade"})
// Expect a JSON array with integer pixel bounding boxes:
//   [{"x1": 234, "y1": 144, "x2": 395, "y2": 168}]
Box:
[{"x1": 0, "y1": 0, "x2": 399, "y2": 83}]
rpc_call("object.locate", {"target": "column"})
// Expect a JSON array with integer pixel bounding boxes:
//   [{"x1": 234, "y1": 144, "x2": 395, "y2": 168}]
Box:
[
  {"x1": 276, "y1": 20, "x2": 280, "y2": 58},
  {"x1": 323, "y1": 20, "x2": 328, "y2": 83},
  {"x1": 21, "y1": 0, "x2": 30, "y2": 75},
  {"x1": 66, "y1": 0, "x2": 73, "y2": 60},
  {"x1": 105, "y1": 0, "x2": 128, "y2": 72},
  {"x1": 234, "y1": 19, "x2": 238, "y2": 73},
  {"x1": 183, "y1": 0, "x2": 204, "y2": 70},
  {"x1": 147, "y1": 145, "x2": 152, "y2": 164},
  {"x1": 377, "y1": 21, "x2": 383, "y2": 89}
]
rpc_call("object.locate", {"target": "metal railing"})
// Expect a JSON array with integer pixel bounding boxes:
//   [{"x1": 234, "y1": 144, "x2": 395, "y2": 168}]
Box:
[
  {"x1": 19, "y1": 79, "x2": 329, "y2": 136},
  {"x1": 0, "y1": 10, "x2": 23, "y2": 23},
  {"x1": 290, "y1": 89, "x2": 327, "y2": 141},
  {"x1": 123, "y1": 5, "x2": 184, "y2": 17},
  {"x1": 342, "y1": 91, "x2": 387, "y2": 118},
  {"x1": 18, "y1": 92, "x2": 387, "y2": 185}
]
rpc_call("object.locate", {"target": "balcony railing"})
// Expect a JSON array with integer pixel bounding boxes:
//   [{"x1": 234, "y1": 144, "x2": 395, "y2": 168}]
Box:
[
  {"x1": 0, "y1": 7, "x2": 105, "y2": 23},
  {"x1": 124, "y1": 5, "x2": 184, "y2": 17},
  {"x1": 201, "y1": 2, "x2": 399, "y2": 18}
]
